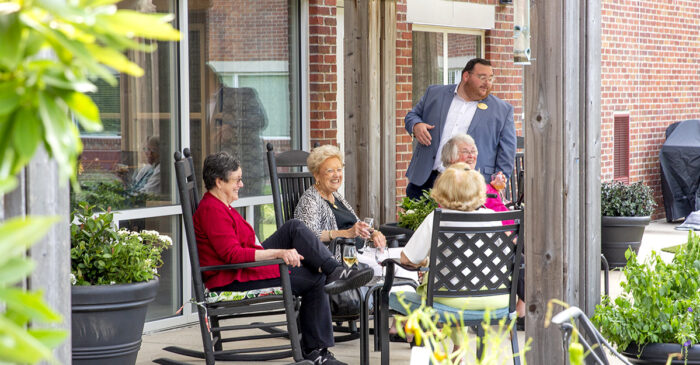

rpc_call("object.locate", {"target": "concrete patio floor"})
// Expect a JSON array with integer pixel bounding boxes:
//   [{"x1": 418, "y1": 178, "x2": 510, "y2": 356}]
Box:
[{"x1": 136, "y1": 220, "x2": 690, "y2": 364}]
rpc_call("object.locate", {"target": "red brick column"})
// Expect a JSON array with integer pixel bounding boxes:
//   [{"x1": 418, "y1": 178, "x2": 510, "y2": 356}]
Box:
[
  {"x1": 395, "y1": 0, "x2": 413, "y2": 199},
  {"x1": 308, "y1": 0, "x2": 339, "y2": 147}
]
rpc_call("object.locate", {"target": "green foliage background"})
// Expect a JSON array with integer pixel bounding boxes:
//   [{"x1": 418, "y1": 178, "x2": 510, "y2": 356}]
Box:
[{"x1": 0, "y1": 0, "x2": 179, "y2": 362}]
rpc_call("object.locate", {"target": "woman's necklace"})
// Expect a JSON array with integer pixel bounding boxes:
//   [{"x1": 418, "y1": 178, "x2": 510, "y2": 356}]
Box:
[{"x1": 319, "y1": 188, "x2": 338, "y2": 209}]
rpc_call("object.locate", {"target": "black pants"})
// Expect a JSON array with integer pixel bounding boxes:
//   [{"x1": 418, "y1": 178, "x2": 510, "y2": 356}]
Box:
[
  {"x1": 406, "y1": 170, "x2": 440, "y2": 200},
  {"x1": 212, "y1": 219, "x2": 338, "y2": 352}
]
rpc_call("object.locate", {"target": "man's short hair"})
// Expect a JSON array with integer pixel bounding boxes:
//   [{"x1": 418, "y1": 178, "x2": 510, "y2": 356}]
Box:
[
  {"x1": 461, "y1": 58, "x2": 492, "y2": 75},
  {"x1": 202, "y1": 152, "x2": 240, "y2": 190}
]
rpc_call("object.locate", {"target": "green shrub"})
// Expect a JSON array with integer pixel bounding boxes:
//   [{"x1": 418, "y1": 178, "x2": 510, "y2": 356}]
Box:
[
  {"x1": 398, "y1": 190, "x2": 438, "y2": 231},
  {"x1": 70, "y1": 202, "x2": 172, "y2": 285},
  {"x1": 593, "y1": 231, "x2": 700, "y2": 353},
  {"x1": 601, "y1": 181, "x2": 656, "y2": 217}
]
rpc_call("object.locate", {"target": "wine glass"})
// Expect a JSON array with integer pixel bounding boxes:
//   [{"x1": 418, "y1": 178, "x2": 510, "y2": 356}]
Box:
[
  {"x1": 374, "y1": 244, "x2": 388, "y2": 283},
  {"x1": 362, "y1": 217, "x2": 374, "y2": 250},
  {"x1": 342, "y1": 245, "x2": 358, "y2": 268},
  {"x1": 491, "y1": 172, "x2": 507, "y2": 191}
]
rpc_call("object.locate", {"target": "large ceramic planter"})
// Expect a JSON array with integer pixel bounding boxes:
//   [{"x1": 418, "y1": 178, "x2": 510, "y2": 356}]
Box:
[
  {"x1": 601, "y1": 216, "x2": 651, "y2": 268},
  {"x1": 72, "y1": 278, "x2": 159, "y2": 365},
  {"x1": 622, "y1": 342, "x2": 700, "y2": 364}
]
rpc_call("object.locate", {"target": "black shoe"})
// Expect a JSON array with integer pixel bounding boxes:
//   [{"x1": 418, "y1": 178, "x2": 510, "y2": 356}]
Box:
[
  {"x1": 324, "y1": 266, "x2": 373, "y2": 294},
  {"x1": 303, "y1": 348, "x2": 348, "y2": 365},
  {"x1": 516, "y1": 316, "x2": 525, "y2": 331}
]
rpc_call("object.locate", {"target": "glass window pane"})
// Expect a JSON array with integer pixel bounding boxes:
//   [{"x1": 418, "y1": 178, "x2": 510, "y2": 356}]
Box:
[
  {"x1": 257, "y1": 203, "x2": 277, "y2": 241},
  {"x1": 73, "y1": 0, "x2": 179, "y2": 212},
  {"x1": 412, "y1": 31, "x2": 444, "y2": 105},
  {"x1": 119, "y1": 215, "x2": 181, "y2": 322},
  {"x1": 447, "y1": 33, "x2": 481, "y2": 84},
  {"x1": 187, "y1": 0, "x2": 301, "y2": 201}
]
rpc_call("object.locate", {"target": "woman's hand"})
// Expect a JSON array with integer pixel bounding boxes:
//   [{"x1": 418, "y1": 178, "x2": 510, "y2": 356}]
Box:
[
  {"x1": 489, "y1": 171, "x2": 507, "y2": 191},
  {"x1": 371, "y1": 230, "x2": 386, "y2": 248},
  {"x1": 278, "y1": 249, "x2": 303, "y2": 267},
  {"x1": 348, "y1": 220, "x2": 372, "y2": 239}
]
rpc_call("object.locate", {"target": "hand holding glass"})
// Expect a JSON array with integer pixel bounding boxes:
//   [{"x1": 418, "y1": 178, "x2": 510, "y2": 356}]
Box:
[
  {"x1": 491, "y1": 172, "x2": 507, "y2": 191},
  {"x1": 362, "y1": 217, "x2": 374, "y2": 249}
]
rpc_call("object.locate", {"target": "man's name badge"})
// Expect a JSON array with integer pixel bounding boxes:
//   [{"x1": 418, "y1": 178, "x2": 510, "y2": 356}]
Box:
[{"x1": 477, "y1": 103, "x2": 488, "y2": 110}]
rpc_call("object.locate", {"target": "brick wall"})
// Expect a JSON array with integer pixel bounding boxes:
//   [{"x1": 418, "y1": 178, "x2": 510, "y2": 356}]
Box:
[
  {"x1": 308, "y1": 0, "x2": 339, "y2": 147},
  {"x1": 600, "y1": 0, "x2": 700, "y2": 218},
  {"x1": 207, "y1": 0, "x2": 289, "y2": 62}
]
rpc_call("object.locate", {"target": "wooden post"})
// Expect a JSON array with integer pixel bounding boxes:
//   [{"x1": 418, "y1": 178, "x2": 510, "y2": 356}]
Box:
[
  {"x1": 344, "y1": 0, "x2": 382, "y2": 219},
  {"x1": 380, "y1": 0, "x2": 397, "y2": 223},
  {"x1": 522, "y1": 0, "x2": 601, "y2": 362},
  {"x1": 26, "y1": 149, "x2": 71, "y2": 364}
]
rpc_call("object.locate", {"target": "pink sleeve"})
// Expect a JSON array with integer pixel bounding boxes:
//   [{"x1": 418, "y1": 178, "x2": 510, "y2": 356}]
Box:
[
  {"x1": 200, "y1": 205, "x2": 258, "y2": 263},
  {"x1": 483, "y1": 184, "x2": 515, "y2": 225}
]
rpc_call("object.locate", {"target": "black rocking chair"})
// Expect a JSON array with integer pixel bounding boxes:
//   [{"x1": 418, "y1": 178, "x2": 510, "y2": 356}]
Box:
[{"x1": 155, "y1": 148, "x2": 305, "y2": 364}]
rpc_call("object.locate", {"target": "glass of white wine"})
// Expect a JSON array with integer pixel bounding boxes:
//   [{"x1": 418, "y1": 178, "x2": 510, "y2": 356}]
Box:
[{"x1": 342, "y1": 244, "x2": 358, "y2": 268}]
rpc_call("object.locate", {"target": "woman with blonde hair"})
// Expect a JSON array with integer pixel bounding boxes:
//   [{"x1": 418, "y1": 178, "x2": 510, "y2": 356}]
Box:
[
  {"x1": 395, "y1": 163, "x2": 525, "y2": 317},
  {"x1": 295, "y1": 144, "x2": 386, "y2": 248},
  {"x1": 399, "y1": 163, "x2": 491, "y2": 271}
]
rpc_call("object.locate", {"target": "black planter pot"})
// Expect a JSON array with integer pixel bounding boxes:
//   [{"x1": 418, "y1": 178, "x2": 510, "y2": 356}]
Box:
[
  {"x1": 379, "y1": 223, "x2": 415, "y2": 247},
  {"x1": 72, "y1": 278, "x2": 159, "y2": 365},
  {"x1": 622, "y1": 342, "x2": 700, "y2": 364},
  {"x1": 601, "y1": 216, "x2": 651, "y2": 268}
]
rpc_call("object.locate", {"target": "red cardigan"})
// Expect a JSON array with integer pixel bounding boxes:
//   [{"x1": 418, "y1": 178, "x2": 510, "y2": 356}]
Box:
[{"x1": 193, "y1": 192, "x2": 280, "y2": 289}]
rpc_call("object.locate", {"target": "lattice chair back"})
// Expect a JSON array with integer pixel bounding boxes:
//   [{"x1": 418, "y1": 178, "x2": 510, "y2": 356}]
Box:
[
  {"x1": 266, "y1": 143, "x2": 315, "y2": 228},
  {"x1": 425, "y1": 209, "x2": 524, "y2": 314}
]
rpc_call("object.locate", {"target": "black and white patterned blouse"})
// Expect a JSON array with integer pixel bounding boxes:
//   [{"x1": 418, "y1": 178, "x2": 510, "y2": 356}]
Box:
[{"x1": 294, "y1": 185, "x2": 359, "y2": 241}]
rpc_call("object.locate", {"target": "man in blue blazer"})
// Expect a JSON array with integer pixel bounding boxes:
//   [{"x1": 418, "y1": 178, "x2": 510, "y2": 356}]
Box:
[{"x1": 404, "y1": 58, "x2": 516, "y2": 199}]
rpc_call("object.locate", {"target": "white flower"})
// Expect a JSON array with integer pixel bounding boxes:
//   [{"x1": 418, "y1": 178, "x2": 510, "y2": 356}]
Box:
[
  {"x1": 159, "y1": 235, "x2": 172, "y2": 246},
  {"x1": 110, "y1": 281, "x2": 116, "y2": 285},
  {"x1": 406, "y1": 209, "x2": 416, "y2": 215},
  {"x1": 144, "y1": 259, "x2": 152, "y2": 267},
  {"x1": 152, "y1": 268, "x2": 158, "y2": 275},
  {"x1": 142, "y1": 230, "x2": 159, "y2": 236},
  {"x1": 70, "y1": 273, "x2": 77, "y2": 285}
]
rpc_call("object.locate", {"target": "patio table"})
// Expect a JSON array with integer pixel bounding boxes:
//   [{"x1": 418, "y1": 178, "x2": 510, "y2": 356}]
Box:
[{"x1": 357, "y1": 248, "x2": 418, "y2": 365}]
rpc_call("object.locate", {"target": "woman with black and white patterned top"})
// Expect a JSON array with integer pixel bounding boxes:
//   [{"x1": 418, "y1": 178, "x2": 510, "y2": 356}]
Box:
[{"x1": 294, "y1": 144, "x2": 386, "y2": 249}]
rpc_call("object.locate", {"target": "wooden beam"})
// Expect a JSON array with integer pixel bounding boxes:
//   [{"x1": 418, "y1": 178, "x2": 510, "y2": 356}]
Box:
[
  {"x1": 344, "y1": 0, "x2": 381, "y2": 219},
  {"x1": 26, "y1": 149, "x2": 71, "y2": 364},
  {"x1": 380, "y1": 0, "x2": 397, "y2": 223},
  {"x1": 522, "y1": 0, "x2": 600, "y2": 362}
]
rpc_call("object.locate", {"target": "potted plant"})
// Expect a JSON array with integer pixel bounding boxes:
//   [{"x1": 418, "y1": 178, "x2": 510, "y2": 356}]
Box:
[
  {"x1": 601, "y1": 181, "x2": 656, "y2": 268},
  {"x1": 593, "y1": 231, "x2": 700, "y2": 364},
  {"x1": 392, "y1": 297, "x2": 533, "y2": 364},
  {"x1": 70, "y1": 202, "x2": 172, "y2": 364},
  {"x1": 380, "y1": 191, "x2": 439, "y2": 242}
]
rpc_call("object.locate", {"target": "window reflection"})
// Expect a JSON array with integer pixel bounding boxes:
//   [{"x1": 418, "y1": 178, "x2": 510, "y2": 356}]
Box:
[
  {"x1": 189, "y1": 0, "x2": 301, "y2": 235},
  {"x1": 412, "y1": 31, "x2": 481, "y2": 104},
  {"x1": 72, "y1": 0, "x2": 178, "y2": 212}
]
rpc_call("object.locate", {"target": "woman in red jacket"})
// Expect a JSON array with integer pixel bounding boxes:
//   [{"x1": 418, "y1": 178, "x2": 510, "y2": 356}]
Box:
[{"x1": 194, "y1": 152, "x2": 372, "y2": 365}]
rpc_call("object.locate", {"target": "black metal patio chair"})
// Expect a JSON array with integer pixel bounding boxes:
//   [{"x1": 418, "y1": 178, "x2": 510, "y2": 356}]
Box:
[
  {"x1": 155, "y1": 148, "x2": 304, "y2": 364},
  {"x1": 377, "y1": 209, "x2": 525, "y2": 365},
  {"x1": 266, "y1": 142, "x2": 368, "y2": 342}
]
